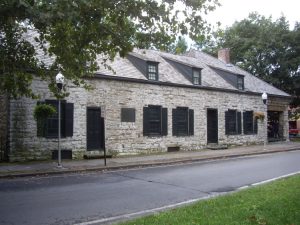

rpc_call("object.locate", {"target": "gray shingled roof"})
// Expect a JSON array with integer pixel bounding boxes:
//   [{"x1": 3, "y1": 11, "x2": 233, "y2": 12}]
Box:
[
  {"x1": 96, "y1": 49, "x2": 290, "y2": 97},
  {"x1": 186, "y1": 50, "x2": 290, "y2": 97},
  {"x1": 26, "y1": 28, "x2": 289, "y2": 97}
]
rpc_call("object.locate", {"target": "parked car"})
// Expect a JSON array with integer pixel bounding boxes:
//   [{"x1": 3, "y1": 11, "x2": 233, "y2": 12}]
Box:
[{"x1": 289, "y1": 128, "x2": 299, "y2": 136}]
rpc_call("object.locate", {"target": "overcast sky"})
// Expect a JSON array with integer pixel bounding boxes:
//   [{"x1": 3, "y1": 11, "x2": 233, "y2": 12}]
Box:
[{"x1": 205, "y1": 0, "x2": 300, "y2": 29}]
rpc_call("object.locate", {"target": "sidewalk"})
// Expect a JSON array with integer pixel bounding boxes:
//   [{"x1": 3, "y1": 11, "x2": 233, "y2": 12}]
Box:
[{"x1": 1, "y1": 141, "x2": 300, "y2": 178}]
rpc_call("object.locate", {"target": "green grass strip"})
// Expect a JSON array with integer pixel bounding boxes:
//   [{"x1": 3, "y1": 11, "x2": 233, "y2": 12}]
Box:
[{"x1": 118, "y1": 175, "x2": 300, "y2": 225}]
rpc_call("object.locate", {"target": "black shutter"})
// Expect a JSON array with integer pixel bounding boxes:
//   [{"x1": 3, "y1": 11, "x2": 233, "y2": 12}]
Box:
[
  {"x1": 172, "y1": 108, "x2": 177, "y2": 136},
  {"x1": 254, "y1": 118, "x2": 258, "y2": 134},
  {"x1": 225, "y1": 111, "x2": 230, "y2": 135},
  {"x1": 162, "y1": 108, "x2": 168, "y2": 136},
  {"x1": 189, "y1": 109, "x2": 194, "y2": 136},
  {"x1": 143, "y1": 107, "x2": 149, "y2": 136},
  {"x1": 65, "y1": 103, "x2": 74, "y2": 137},
  {"x1": 244, "y1": 111, "x2": 255, "y2": 134},
  {"x1": 237, "y1": 111, "x2": 241, "y2": 134},
  {"x1": 243, "y1": 111, "x2": 247, "y2": 134}
]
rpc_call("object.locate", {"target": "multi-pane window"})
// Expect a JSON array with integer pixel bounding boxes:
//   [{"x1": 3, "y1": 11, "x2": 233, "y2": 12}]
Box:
[
  {"x1": 143, "y1": 105, "x2": 167, "y2": 136},
  {"x1": 148, "y1": 106, "x2": 161, "y2": 134},
  {"x1": 225, "y1": 109, "x2": 241, "y2": 135},
  {"x1": 243, "y1": 111, "x2": 258, "y2": 134},
  {"x1": 192, "y1": 69, "x2": 201, "y2": 85},
  {"x1": 36, "y1": 100, "x2": 74, "y2": 138},
  {"x1": 147, "y1": 63, "x2": 158, "y2": 80},
  {"x1": 46, "y1": 103, "x2": 61, "y2": 137},
  {"x1": 237, "y1": 76, "x2": 244, "y2": 90},
  {"x1": 172, "y1": 107, "x2": 194, "y2": 136}
]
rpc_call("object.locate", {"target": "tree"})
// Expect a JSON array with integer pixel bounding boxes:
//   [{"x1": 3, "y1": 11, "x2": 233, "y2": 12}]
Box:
[
  {"x1": 169, "y1": 36, "x2": 188, "y2": 54},
  {"x1": 0, "y1": 0, "x2": 219, "y2": 99},
  {"x1": 200, "y1": 13, "x2": 300, "y2": 106}
]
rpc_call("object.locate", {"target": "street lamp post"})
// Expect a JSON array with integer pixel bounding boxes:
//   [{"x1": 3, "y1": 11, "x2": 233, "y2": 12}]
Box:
[
  {"x1": 262, "y1": 92, "x2": 268, "y2": 150},
  {"x1": 56, "y1": 72, "x2": 64, "y2": 167}
]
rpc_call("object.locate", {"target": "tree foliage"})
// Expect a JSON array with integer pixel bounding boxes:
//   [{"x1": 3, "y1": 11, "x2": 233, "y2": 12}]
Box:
[
  {"x1": 169, "y1": 36, "x2": 188, "y2": 54},
  {"x1": 0, "y1": 0, "x2": 219, "y2": 99},
  {"x1": 33, "y1": 103, "x2": 56, "y2": 121},
  {"x1": 200, "y1": 13, "x2": 300, "y2": 106},
  {"x1": 289, "y1": 107, "x2": 300, "y2": 121}
]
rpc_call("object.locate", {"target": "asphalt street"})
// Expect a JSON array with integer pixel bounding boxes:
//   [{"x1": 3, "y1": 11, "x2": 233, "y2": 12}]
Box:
[{"x1": 0, "y1": 150, "x2": 299, "y2": 225}]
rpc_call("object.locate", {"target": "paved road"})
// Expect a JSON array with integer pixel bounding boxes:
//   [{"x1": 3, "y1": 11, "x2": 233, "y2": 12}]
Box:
[{"x1": 0, "y1": 151, "x2": 300, "y2": 225}]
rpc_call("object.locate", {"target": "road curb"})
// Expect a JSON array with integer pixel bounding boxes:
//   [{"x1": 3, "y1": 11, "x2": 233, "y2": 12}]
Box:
[{"x1": 0, "y1": 148, "x2": 299, "y2": 179}]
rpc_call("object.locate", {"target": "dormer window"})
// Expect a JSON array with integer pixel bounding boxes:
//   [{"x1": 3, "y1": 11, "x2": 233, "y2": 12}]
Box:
[
  {"x1": 162, "y1": 56, "x2": 202, "y2": 85},
  {"x1": 126, "y1": 54, "x2": 159, "y2": 81},
  {"x1": 237, "y1": 76, "x2": 244, "y2": 90},
  {"x1": 192, "y1": 69, "x2": 201, "y2": 85},
  {"x1": 147, "y1": 62, "x2": 158, "y2": 81}
]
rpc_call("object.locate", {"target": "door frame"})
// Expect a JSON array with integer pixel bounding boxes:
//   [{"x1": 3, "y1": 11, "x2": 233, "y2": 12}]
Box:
[
  {"x1": 86, "y1": 107, "x2": 105, "y2": 151},
  {"x1": 207, "y1": 108, "x2": 218, "y2": 144}
]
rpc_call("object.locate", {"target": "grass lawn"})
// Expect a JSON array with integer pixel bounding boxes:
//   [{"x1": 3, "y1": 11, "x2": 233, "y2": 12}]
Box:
[{"x1": 118, "y1": 175, "x2": 300, "y2": 225}]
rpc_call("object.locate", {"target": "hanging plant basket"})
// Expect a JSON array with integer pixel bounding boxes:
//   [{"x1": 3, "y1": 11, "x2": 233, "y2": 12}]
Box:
[
  {"x1": 253, "y1": 111, "x2": 265, "y2": 121},
  {"x1": 34, "y1": 103, "x2": 56, "y2": 136}
]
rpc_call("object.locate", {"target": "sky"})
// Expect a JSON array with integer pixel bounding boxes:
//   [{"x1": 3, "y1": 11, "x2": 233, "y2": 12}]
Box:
[{"x1": 205, "y1": 0, "x2": 300, "y2": 29}]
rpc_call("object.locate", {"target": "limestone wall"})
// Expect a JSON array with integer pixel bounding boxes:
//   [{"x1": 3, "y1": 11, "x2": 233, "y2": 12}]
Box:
[{"x1": 8, "y1": 77, "x2": 285, "y2": 161}]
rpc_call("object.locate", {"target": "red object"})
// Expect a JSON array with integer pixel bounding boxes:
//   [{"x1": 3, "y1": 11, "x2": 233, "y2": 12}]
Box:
[{"x1": 289, "y1": 129, "x2": 299, "y2": 135}]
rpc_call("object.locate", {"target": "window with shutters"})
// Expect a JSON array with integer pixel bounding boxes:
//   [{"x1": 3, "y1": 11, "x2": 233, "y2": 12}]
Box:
[
  {"x1": 143, "y1": 105, "x2": 167, "y2": 136},
  {"x1": 37, "y1": 100, "x2": 74, "y2": 138},
  {"x1": 172, "y1": 107, "x2": 194, "y2": 136},
  {"x1": 225, "y1": 109, "x2": 241, "y2": 135},
  {"x1": 243, "y1": 111, "x2": 258, "y2": 134}
]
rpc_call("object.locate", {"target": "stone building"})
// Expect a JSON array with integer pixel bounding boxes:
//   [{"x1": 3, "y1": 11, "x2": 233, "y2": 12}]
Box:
[{"x1": 0, "y1": 48, "x2": 291, "y2": 161}]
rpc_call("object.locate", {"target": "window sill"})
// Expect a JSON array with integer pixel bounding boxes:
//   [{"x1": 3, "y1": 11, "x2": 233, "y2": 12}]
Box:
[
  {"x1": 244, "y1": 133, "x2": 257, "y2": 135},
  {"x1": 173, "y1": 134, "x2": 192, "y2": 137},
  {"x1": 37, "y1": 136, "x2": 67, "y2": 139},
  {"x1": 226, "y1": 133, "x2": 242, "y2": 136},
  {"x1": 144, "y1": 134, "x2": 163, "y2": 137}
]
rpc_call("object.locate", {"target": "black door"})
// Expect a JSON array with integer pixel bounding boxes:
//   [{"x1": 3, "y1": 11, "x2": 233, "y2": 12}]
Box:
[
  {"x1": 267, "y1": 111, "x2": 282, "y2": 141},
  {"x1": 87, "y1": 108, "x2": 105, "y2": 150},
  {"x1": 207, "y1": 109, "x2": 218, "y2": 144}
]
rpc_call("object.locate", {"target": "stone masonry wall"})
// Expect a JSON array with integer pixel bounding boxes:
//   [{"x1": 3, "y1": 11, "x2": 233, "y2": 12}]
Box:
[{"x1": 8, "y1": 77, "x2": 284, "y2": 161}]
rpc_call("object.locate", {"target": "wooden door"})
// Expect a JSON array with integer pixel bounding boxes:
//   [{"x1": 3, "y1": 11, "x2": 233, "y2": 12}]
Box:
[
  {"x1": 207, "y1": 109, "x2": 218, "y2": 144},
  {"x1": 87, "y1": 108, "x2": 104, "y2": 150}
]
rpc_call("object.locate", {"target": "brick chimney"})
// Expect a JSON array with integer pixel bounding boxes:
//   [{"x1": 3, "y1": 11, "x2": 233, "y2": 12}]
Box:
[{"x1": 218, "y1": 48, "x2": 230, "y2": 64}]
